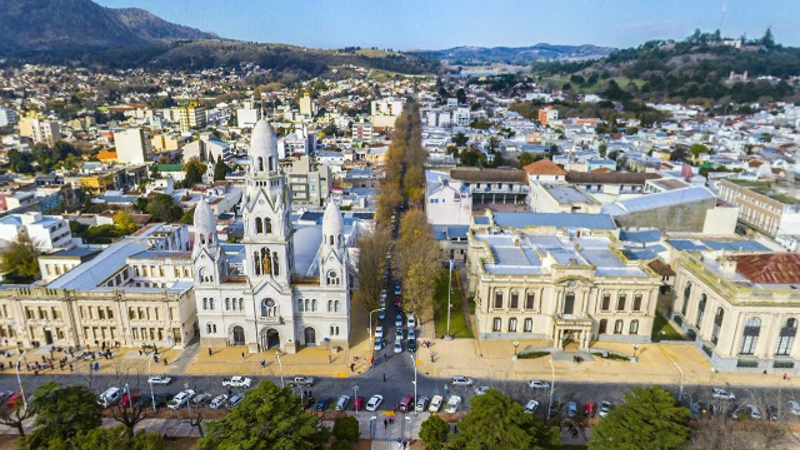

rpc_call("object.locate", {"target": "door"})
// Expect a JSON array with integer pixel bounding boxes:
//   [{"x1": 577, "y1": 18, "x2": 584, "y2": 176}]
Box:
[
  {"x1": 563, "y1": 293, "x2": 575, "y2": 315},
  {"x1": 232, "y1": 326, "x2": 245, "y2": 346},
  {"x1": 304, "y1": 327, "x2": 316, "y2": 347},
  {"x1": 266, "y1": 329, "x2": 280, "y2": 349},
  {"x1": 43, "y1": 329, "x2": 53, "y2": 346}
]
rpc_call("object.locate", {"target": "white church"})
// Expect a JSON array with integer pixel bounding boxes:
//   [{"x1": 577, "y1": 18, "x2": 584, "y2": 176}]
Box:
[{"x1": 192, "y1": 119, "x2": 355, "y2": 353}]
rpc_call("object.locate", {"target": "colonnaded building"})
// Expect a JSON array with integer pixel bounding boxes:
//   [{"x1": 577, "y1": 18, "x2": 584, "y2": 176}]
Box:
[
  {"x1": 467, "y1": 211, "x2": 663, "y2": 349},
  {"x1": 193, "y1": 119, "x2": 355, "y2": 353}
]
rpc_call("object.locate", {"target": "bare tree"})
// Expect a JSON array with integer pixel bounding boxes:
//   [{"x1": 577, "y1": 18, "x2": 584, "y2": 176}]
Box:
[
  {"x1": 354, "y1": 227, "x2": 392, "y2": 313},
  {"x1": 107, "y1": 358, "x2": 153, "y2": 437},
  {"x1": 393, "y1": 208, "x2": 441, "y2": 322},
  {"x1": 0, "y1": 401, "x2": 33, "y2": 436},
  {"x1": 172, "y1": 408, "x2": 207, "y2": 437}
]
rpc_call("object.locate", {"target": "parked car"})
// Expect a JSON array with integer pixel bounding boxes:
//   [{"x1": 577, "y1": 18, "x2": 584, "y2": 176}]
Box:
[
  {"x1": 374, "y1": 338, "x2": 387, "y2": 352},
  {"x1": 732, "y1": 404, "x2": 762, "y2": 420},
  {"x1": 395, "y1": 315, "x2": 403, "y2": 327},
  {"x1": 584, "y1": 401, "x2": 597, "y2": 418},
  {"x1": 451, "y1": 376, "x2": 474, "y2": 386},
  {"x1": 193, "y1": 393, "x2": 213, "y2": 405},
  {"x1": 167, "y1": 389, "x2": 196, "y2": 410},
  {"x1": 394, "y1": 286, "x2": 401, "y2": 296},
  {"x1": 598, "y1": 401, "x2": 614, "y2": 418},
  {"x1": 473, "y1": 386, "x2": 490, "y2": 396},
  {"x1": 398, "y1": 393, "x2": 415, "y2": 413},
  {"x1": 147, "y1": 375, "x2": 172, "y2": 385},
  {"x1": 768, "y1": 405, "x2": 779, "y2": 421},
  {"x1": 415, "y1": 396, "x2": 430, "y2": 413},
  {"x1": 353, "y1": 397, "x2": 365, "y2": 411},
  {"x1": 335, "y1": 395, "x2": 351, "y2": 411},
  {"x1": 222, "y1": 376, "x2": 252, "y2": 388},
  {"x1": 788, "y1": 400, "x2": 800, "y2": 416},
  {"x1": 375, "y1": 326, "x2": 384, "y2": 339},
  {"x1": 315, "y1": 398, "x2": 328, "y2": 411},
  {"x1": 396, "y1": 328, "x2": 404, "y2": 341},
  {"x1": 136, "y1": 393, "x2": 167, "y2": 409},
  {"x1": 99, "y1": 387, "x2": 123, "y2": 408},
  {"x1": 566, "y1": 401, "x2": 578, "y2": 418},
  {"x1": 528, "y1": 380, "x2": 550, "y2": 390},
  {"x1": 366, "y1": 394, "x2": 383, "y2": 412},
  {"x1": 407, "y1": 315, "x2": 416, "y2": 329},
  {"x1": 228, "y1": 393, "x2": 244, "y2": 408},
  {"x1": 712, "y1": 388, "x2": 735, "y2": 400},
  {"x1": 407, "y1": 328, "x2": 416, "y2": 341},
  {"x1": 429, "y1": 395, "x2": 444, "y2": 413},
  {"x1": 408, "y1": 339, "x2": 417, "y2": 352},
  {"x1": 444, "y1": 395, "x2": 462, "y2": 414},
  {"x1": 121, "y1": 392, "x2": 141, "y2": 408},
  {"x1": 394, "y1": 341, "x2": 403, "y2": 353},
  {"x1": 524, "y1": 400, "x2": 540, "y2": 414},
  {"x1": 209, "y1": 394, "x2": 228, "y2": 409},
  {"x1": 378, "y1": 309, "x2": 386, "y2": 320}
]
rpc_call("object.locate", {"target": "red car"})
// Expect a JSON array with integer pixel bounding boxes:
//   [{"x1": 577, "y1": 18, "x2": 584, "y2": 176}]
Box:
[
  {"x1": 5, "y1": 393, "x2": 27, "y2": 410},
  {"x1": 584, "y1": 401, "x2": 597, "y2": 418},
  {"x1": 352, "y1": 396, "x2": 365, "y2": 411},
  {"x1": 121, "y1": 392, "x2": 142, "y2": 408}
]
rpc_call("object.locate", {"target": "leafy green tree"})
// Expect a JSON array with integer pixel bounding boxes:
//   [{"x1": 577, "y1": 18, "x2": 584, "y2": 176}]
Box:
[
  {"x1": 184, "y1": 157, "x2": 205, "y2": 187},
  {"x1": 419, "y1": 414, "x2": 449, "y2": 445},
  {"x1": 44, "y1": 425, "x2": 166, "y2": 450},
  {"x1": 146, "y1": 194, "x2": 183, "y2": 223},
  {"x1": 598, "y1": 144, "x2": 608, "y2": 158},
  {"x1": 25, "y1": 382, "x2": 102, "y2": 449},
  {"x1": 7, "y1": 149, "x2": 34, "y2": 174},
  {"x1": 133, "y1": 197, "x2": 149, "y2": 213},
  {"x1": 589, "y1": 386, "x2": 690, "y2": 450},
  {"x1": 0, "y1": 232, "x2": 41, "y2": 283},
  {"x1": 213, "y1": 157, "x2": 228, "y2": 181},
  {"x1": 200, "y1": 381, "x2": 329, "y2": 450},
  {"x1": 114, "y1": 211, "x2": 139, "y2": 236},
  {"x1": 449, "y1": 389, "x2": 559, "y2": 450},
  {"x1": 456, "y1": 88, "x2": 467, "y2": 104},
  {"x1": 451, "y1": 132, "x2": 468, "y2": 147},
  {"x1": 333, "y1": 415, "x2": 360, "y2": 448},
  {"x1": 518, "y1": 151, "x2": 535, "y2": 168},
  {"x1": 548, "y1": 144, "x2": 559, "y2": 160},
  {"x1": 689, "y1": 143, "x2": 709, "y2": 161}
]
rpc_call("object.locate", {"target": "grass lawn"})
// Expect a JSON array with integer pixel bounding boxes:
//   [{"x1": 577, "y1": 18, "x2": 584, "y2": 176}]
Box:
[
  {"x1": 651, "y1": 313, "x2": 689, "y2": 342},
  {"x1": 433, "y1": 270, "x2": 474, "y2": 338}
]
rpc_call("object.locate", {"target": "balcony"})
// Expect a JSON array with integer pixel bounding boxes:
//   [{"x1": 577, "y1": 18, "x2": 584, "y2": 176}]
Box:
[
  {"x1": 258, "y1": 316, "x2": 283, "y2": 325},
  {"x1": 553, "y1": 313, "x2": 593, "y2": 328}
]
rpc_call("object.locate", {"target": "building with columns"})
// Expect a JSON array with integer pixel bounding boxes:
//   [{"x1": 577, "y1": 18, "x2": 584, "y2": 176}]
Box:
[
  {"x1": 466, "y1": 212, "x2": 662, "y2": 349},
  {"x1": 193, "y1": 119, "x2": 354, "y2": 353},
  {"x1": 670, "y1": 251, "x2": 800, "y2": 372}
]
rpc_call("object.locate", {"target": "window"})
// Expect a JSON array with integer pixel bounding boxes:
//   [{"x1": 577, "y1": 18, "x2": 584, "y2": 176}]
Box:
[
  {"x1": 614, "y1": 320, "x2": 624, "y2": 334},
  {"x1": 510, "y1": 292, "x2": 519, "y2": 309},
  {"x1": 681, "y1": 281, "x2": 692, "y2": 316},
  {"x1": 630, "y1": 320, "x2": 639, "y2": 334},
  {"x1": 98, "y1": 309, "x2": 105, "y2": 320},
  {"x1": 525, "y1": 293, "x2": 535, "y2": 310},
  {"x1": 328, "y1": 300, "x2": 333, "y2": 312},
  {"x1": 334, "y1": 300, "x2": 340, "y2": 312},
  {"x1": 225, "y1": 298, "x2": 230, "y2": 310},
  {"x1": 601, "y1": 294, "x2": 610, "y2": 311},
  {"x1": 740, "y1": 317, "x2": 761, "y2": 355},
  {"x1": 711, "y1": 307, "x2": 724, "y2": 346},
  {"x1": 239, "y1": 299, "x2": 244, "y2": 310},
  {"x1": 312, "y1": 299, "x2": 317, "y2": 312},
  {"x1": 330, "y1": 325, "x2": 340, "y2": 336},
  {"x1": 492, "y1": 318, "x2": 502, "y2": 332},
  {"x1": 202, "y1": 298, "x2": 208, "y2": 310},
  {"x1": 777, "y1": 318, "x2": 797, "y2": 356},
  {"x1": 508, "y1": 318, "x2": 518, "y2": 332},
  {"x1": 209, "y1": 298, "x2": 215, "y2": 310},
  {"x1": 327, "y1": 270, "x2": 340, "y2": 286},
  {"x1": 494, "y1": 291, "x2": 503, "y2": 309},
  {"x1": 617, "y1": 295, "x2": 626, "y2": 311},
  {"x1": 633, "y1": 294, "x2": 643, "y2": 311},
  {"x1": 524, "y1": 318, "x2": 533, "y2": 332},
  {"x1": 563, "y1": 293, "x2": 575, "y2": 315},
  {"x1": 695, "y1": 294, "x2": 706, "y2": 329},
  {"x1": 599, "y1": 319, "x2": 608, "y2": 334}
]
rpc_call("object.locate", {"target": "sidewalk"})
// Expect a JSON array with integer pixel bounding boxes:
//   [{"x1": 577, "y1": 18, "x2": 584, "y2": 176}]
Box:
[
  {"x1": 417, "y1": 337, "x2": 800, "y2": 389},
  {"x1": 1, "y1": 346, "x2": 182, "y2": 378}
]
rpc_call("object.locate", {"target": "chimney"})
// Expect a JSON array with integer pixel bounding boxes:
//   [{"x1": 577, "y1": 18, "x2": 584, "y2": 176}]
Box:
[{"x1": 720, "y1": 258, "x2": 738, "y2": 274}]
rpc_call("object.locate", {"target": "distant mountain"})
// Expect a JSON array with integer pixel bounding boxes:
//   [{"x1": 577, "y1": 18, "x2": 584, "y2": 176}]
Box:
[
  {"x1": 409, "y1": 44, "x2": 616, "y2": 65},
  {"x1": 0, "y1": 0, "x2": 216, "y2": 55}
]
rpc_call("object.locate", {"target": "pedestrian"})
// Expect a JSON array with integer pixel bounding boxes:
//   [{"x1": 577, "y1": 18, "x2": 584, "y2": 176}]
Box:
[
  {"x1": 384, "y1": 353, "x2": 387, "y2": 362},
  {"x1": 784, "y1": 373, "x2": 788, "y2": 380},
  {"x1": 241, "y1": 351, "x2": 245, "y2": 360},
  {"x1": 69, "y1": 363, "x2": 73, "y2": 372},
  {"x1": 383, "y1": 418, "x2": 388, "y2": 429},
  {"x1": 350, "y1": 363, "x2": 355, "y2": 372},
  {"x1": 208, "y1": 347, "x2": 212, "y2": 357},
  {"x1": 329, "y1": 355, "x2": 332, "y2": 364},
  {"x1": 163, "y1": 358, "x2": 168, "y2": 366},
  {"x1": 383, "y1": 373, "x2": 386, "y2": 382}
]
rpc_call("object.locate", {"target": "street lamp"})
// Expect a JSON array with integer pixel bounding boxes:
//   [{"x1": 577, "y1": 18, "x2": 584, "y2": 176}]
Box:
[
  {"x1": 353, "y1": 384, "x2": 360, "y2": 414},
  {"x1": 673, "y1": 361, "x2": 685, "y2": 402},
  {"x1": 547, "y1": 359, "x2": 555, "y2": 420},
  {"x1": 633, "y1": 344, "x2": 640, "y2": 359},
  {"x1": 15, "y1": 350, "x2": 27, "y2": 410},
  {"x1": 368, "y1": 308, "x2": 383, "y2": 346},
  {"x1": 410, "y1": 354, "x2": 418, "y2": 415},
  {"x1": 147, "y1": 357, "x2": 156, "y2": 411},
  {"x1": 276, "y1": 351, "x2": 284, "y2": 388},
  {"x1": 513, "y1": 341, "x2": 520, "y2": 355}
]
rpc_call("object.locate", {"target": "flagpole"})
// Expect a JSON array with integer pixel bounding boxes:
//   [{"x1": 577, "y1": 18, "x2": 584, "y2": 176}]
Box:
[{"x1": 446, "y1": 259, "x2": 452, "y2": 338}]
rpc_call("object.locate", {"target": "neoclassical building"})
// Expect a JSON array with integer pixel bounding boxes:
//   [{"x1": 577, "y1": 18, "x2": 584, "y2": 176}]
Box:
[
  {"x1": 193, "y1": 119, "x2": 353, "y2": 353},
  {"x1": 670, "y1": 251, "x2": 800, "y2": 372},
  {"x1": 467, "y1": 212, "x2": 662, "y2": 348}
]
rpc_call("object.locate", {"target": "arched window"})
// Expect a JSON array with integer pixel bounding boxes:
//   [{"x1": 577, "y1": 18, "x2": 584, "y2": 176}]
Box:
[
  {"x1": 777, "y1": 318, "x2": 798, "y2": 356},
  {"x1": 312, "y1": 299, "x2": 317, "y2": 312},
  {"x1": 304, "y1": 299, "x2": 310, "y2": 312},
  {"x1": 208, "y1": 298, "x2": 214, "y2": 310},
  {"x1": 614, "y1": 319, "x2": 624, "y2": 334},
  {"x1": 273, "y1": 252, "x2": 280, "y2": 276},
  {"x1": 334, "y1": 300, "x2": 340, "y2": 312},
  {"x1": 255, "y1": 218, "x2": 263, "y2": 234},
  {"x1": 524, "y1": 318, "x2": 533, "y2": 332},
  {"x1": 681, "y1": 281, "x2": 692, "y2": 316},
  {"x1": 257, "y1": 157, "x2": 264, "y2": 172},
  {"x1": 508, "y1": 318, "x2": 518, "y2": 332},
  {"x1": 598, "y1": 319, "x2": 608, "y2": 334},
  {"x1": 494, "y1": 291, "x2": 503, "y2": 309},
  {"x1": 740, "y1": 317, "x2": 761, "y2": 355},
  {"x1": 328, "y1": 300, "x2": 333, "y2": 312},
  {"x1": 712, "y1": 307, "x2": 725, "y2": 345},
  {"x1": 225, "y1": 298, "x2": 230, "y2": 310},
  {"x1": 630, "y1": 320, "x2": 639, "y2": 335},
  {"x1": 239, "y1": 298, "x2": 244, "y2": 310},
  {"x1": 268, "y1": 156, "x2": 274, "y2": 172},
  {"x1": 265, "y1": 218, "x2": 272, "y2": 234},
  {"x1": 206, "y1": 323, "x2": 212, "y2": 334},
  {"x1": 492, "y1": 318, "x2": 502, "y2": 332},
  {"x1": 202, "y1": 298, "x2": 208, "y2": 310},
  {"x1": 327, "y1": 271, "x2": 339, "y2": 286},
  {"x1": 695, "y1": 294, "x2": 706, "y2": 329}
]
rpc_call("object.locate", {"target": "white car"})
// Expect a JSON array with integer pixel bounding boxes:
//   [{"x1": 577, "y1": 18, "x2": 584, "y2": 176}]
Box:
[
  {"x1": 375, "y1": 326, "x2": 384, "y2": 339},
  {"x1": 451, "y1": 376, "x2": 474, "y2": 386},
  {"x1": 733, "y1": 404, "x2": 762, "y2": 420},
  {"x1": 415, "y1": 396, "x2": 430, "y2": 412},
  {"x1": 193, "y1": 393, "x2": 212, "y2": 405},
  {"x1": 222, "y1": 376, "x2": 252, "y2": 388},
  {"x1": 395, "y1": 328, "x2": 404, "y2": 341},
  {"x1": 429, "y1": 395, "x2": 444, "y2": 413},
  {"x1": 209, "y1": 394, "x2": 228, "y2": 409},
  {"x1": 366, "y1": 394, "x2": 383, "y2": 412},
  {"x1": 788, "y1": 400, "x2": 800, "y2": 416},
  {"x1": 168, "y1": 389, "x2": 196, "y2": 410},
  {"x1": 99, "y1": 387, "x2": 123, "y2": 408},
  {"x1": 407, "y1": 328, "x2": 416, "y2": 341},
  {"x1": 528, "y1": 380, "x2": 550, "y2": 390},
  {"x1": 228, "y1": 393, "x2": 244, "y2": 408},
  {"x1": 712, "y1": 388, "x2": 735, "y2": 400},
  {"x1": 407, "y1": 315, "x2": 416, "y2": 329},
  {"x1": 474, "y1": 386, "x2": 490, "y2": 396},
  {"x1": 394, "y1": 341, "x2": 403, "y2": 353},
  {"x1": 335, "y1": 394, "x2": 351, "y2": 411},
  {"x1": 374, "y1": 338, "x2": 386, "y2": 352},
  {"x1": 523, "y1": 400, "x2": 539, "y2": 414},
  {"x1": 444, "y1": 395, "x2": 462, "y2": 414},
  {"x1": 599, "y1": 400, "x2": 614, "y2": 418},
  {"x1": 147, "y1": 375, "x2": 172, "y2": 385}
]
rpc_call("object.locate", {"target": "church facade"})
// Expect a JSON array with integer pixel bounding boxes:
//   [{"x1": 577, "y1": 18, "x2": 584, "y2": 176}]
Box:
[{"x1": 193, "y1": 119, "x2": 351, "y2": 353}]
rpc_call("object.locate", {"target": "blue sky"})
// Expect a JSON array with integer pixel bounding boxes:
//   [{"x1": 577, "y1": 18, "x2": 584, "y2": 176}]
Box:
[{"x1": 95, "y1": 0, "x2": 800, "y2": 50}]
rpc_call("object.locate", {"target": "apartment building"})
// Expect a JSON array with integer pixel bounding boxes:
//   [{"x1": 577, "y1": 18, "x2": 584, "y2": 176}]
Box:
[
  {"x1": 0, "y1": 212, "x2": 73, "y2": 251},
  {"x1": 114, "y1": 128, "x2": 151, "y2": 164},
  {"x1": 718, "y1": 179, "x2": 800, "y2": 237}
]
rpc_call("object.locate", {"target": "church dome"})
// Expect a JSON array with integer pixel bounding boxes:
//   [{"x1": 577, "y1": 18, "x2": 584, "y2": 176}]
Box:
[
  {"x1": 249, "y1": 118, "x2": 279, "y2": 173},
  {"x1": 322, "y1": 200, "x2": 344, "y2": 240},
  {"x1": 193, "y1": 199, "x2": 216, "y2": 236}
]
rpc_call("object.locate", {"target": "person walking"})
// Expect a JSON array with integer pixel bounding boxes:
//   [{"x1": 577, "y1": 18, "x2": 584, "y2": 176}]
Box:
[
  {"x1": 383, "y1": 418, "x2": 388, "y2": 429},
  {"x1": 383, "y1": 373, "x2": 386, "y2": 382},
  {"x1": 208, "y1": 348, "x2": 212, "y2": 357},
  {"x1": 329, "y1": 355, "x2": 332, "y2": 364},
  {"x1": 241, "y1": 351, "x2": 245, "y2": 360}
]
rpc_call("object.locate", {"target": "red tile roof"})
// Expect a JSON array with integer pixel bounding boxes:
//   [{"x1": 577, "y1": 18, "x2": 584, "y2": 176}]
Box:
[
  {"x1": 731, "y1": 253, "x2": 800, "y2": 285},
  {"x1": 523, "y1": 159, "x2": 567, "y2": 176}
]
